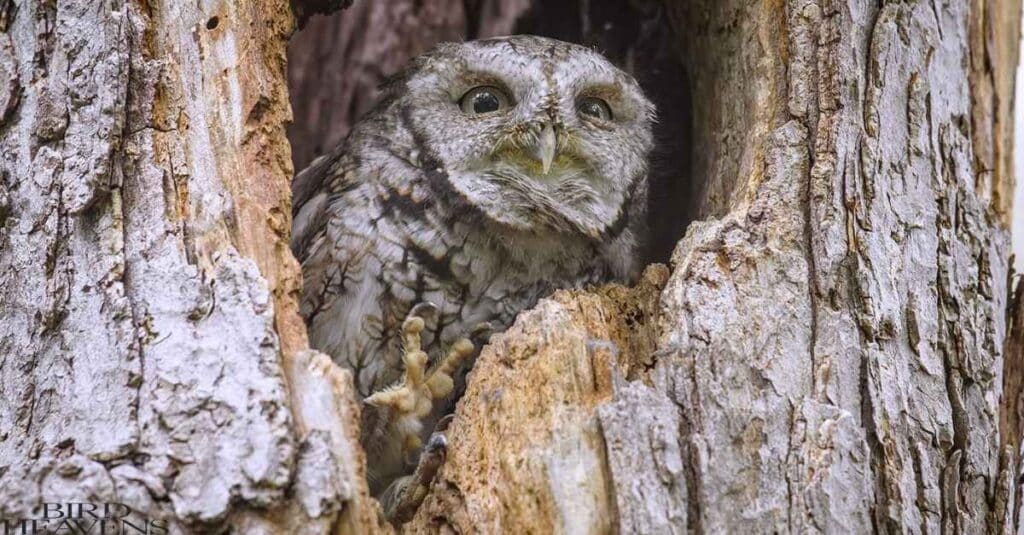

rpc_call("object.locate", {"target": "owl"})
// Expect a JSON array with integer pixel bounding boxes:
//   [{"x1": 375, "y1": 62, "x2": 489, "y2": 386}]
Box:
[{"x1": 291, "y1": 35, "x2": 655, "y2": 520}]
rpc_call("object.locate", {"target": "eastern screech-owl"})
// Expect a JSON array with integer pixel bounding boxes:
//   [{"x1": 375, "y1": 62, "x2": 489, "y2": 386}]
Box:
[{"x1": 291, "y1": 35, "x2": 654, "y2": 516}]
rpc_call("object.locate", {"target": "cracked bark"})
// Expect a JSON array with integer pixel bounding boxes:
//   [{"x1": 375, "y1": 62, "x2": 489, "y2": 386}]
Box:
[
  {"x1": 1, "y1": 0, "x2": 1021, "y2": 534},
  {"x1": 0, "y1": 1, "x2": 384, "y2": 533},
  {"x1": 396, "y1": 1, "x2": 1023, "y2": 533}
]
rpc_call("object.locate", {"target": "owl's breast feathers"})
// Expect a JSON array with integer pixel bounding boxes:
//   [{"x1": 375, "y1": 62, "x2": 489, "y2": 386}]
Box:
[{"x1": 292, "y1": 116, "x2": 637, "y2": 396}]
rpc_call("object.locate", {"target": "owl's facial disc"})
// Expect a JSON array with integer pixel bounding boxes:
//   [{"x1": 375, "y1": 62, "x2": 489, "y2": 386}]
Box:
[
  {"x1": 451, "y1": 122, "x2": 627, "y2": 239},
  {"x1": 400, "y1": 36, "x2": 655, "y2": 239}
]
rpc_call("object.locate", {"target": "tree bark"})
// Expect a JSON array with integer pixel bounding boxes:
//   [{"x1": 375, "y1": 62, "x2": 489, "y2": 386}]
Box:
[
  {"x1": 399, "y1": 1, "x2": 1024, "y2": 533},
  {"x1": 1, "y1": 1, "x2": 1021, "y2": 534},
  {"x1": 0, "y1": 1, "x2": 383, "y2": 533}
]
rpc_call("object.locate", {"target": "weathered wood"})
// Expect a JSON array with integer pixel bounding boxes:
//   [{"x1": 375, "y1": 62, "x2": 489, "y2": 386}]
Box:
[
  {"x1": 0, "y1": 0, "x2": 1019, "y2": 533},
  {"x1": 404, "y1": 267, "x2": 669, "y2": 534},
  {"x1": 1002, "y1": 277, "x2": 1024, "y2": 532},
  {"x1": 403, "y1": 1, "x2": 1022, "y2": 532},
  {"x1": 0, "y1": 1, "x2": 380, "y2": 532}
]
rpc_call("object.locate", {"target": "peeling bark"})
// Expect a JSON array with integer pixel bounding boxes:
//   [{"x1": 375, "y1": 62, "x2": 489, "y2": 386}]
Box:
[
  {"x1": 1002, "y1": 277, "x2": 1024, "y2": 533},
  {"x1": 405, "y1": 267, "x2": 669, "y2": 534}
]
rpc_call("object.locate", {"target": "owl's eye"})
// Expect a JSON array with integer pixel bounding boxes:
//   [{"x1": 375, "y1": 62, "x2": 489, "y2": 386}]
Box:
[
  {"x1": 577, "y1": 97, "x2": 613, "y2": 121},
  {"x1": 459, "y1": 86, "x2": 511, "y2": 115}
]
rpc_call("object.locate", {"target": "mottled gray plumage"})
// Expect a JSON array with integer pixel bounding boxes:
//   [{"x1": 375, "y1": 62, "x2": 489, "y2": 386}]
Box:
[{"x1": 291, "y1": 35, "x2": 654, "y2": 503}]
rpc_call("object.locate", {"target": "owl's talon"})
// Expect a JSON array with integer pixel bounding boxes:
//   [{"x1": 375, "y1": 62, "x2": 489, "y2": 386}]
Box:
[
  {"x1": 365, "y1": 314, "x2": 430, "y2": 441},
  {"x1": 433, "y1": 413, "x2": 455, "y2": 434},
  {"x1": 384, "y1": 432, "x2": 449, "y2": 524},
  {"x1": 470, "y1": 321, "x2": 494, "y2": 341},
  {"x1": 408, "y1": 301, "x2": 439, "y2": 320},
  {"x1": 365, "y1": 307, "x2": 475, "y2": 492},
  {"x1": 425, "y1": 337, "x2": 474, "y2": 398}
]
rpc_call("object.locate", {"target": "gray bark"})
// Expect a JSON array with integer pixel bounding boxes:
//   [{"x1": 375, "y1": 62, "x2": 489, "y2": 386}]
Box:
[
  {"x1": 0, "y1": 1, "x2": 381, "y2": 533},
  {"x1": 661, "y1": 0, "x2": 1020, "y2": 530},
  {"x1": 405, "y1": 0, "x2": 1024, "y2": 533},
  {"x1": 0, "y1": 0, "x2": 1019, "y2": 534},
  {"x1": 661, "y1": 0, "x2": 1022, "y2": 530}
]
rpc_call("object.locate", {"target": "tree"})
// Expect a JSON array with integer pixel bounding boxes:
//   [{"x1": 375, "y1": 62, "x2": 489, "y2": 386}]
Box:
[
  {"x1": 0, "y1": 0, "x2": 380, "y2": 532},
  {"x1": 1, "y1": 0, "x2": 1021, "y2": 534}
]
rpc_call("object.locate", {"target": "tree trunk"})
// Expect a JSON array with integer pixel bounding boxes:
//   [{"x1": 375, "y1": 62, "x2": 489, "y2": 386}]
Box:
[
  {"x1": 0, "y1": 1, "x2": 383, "y2": 533},
  {"x1": 397, "y1": 0, "x2": 1024, "y2": 533},
  {"x1": 1, "y1": 1, "x2": 1021, "y2": 535}
]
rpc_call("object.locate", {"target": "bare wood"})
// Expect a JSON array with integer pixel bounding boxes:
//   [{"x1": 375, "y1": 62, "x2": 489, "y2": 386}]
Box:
[{"x1": 1002, "y1": 278, "x2": 1024, "y2": 532}]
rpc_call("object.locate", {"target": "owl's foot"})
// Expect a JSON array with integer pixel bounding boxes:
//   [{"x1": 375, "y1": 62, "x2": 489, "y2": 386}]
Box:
[
  {"x1": 365, "y1": 306, "x2": 474, "y2": 521},
  {"x1": 380, "y1": 431, "x2": 448, "y2": 523},
  {"x1": 364, "y1": 310, "x2": 474, "y2": 454}
]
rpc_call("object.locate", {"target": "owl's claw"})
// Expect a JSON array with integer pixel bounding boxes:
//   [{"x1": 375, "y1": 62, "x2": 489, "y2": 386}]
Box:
[
  {"x1": 383, "y1": 432, "x2": 448, "y2": 523},
  {"x1": 470, "y1": 321, "x2": 494, "y2": 345},
  {"x1": 433, "y1": 413, "x2": 455, "y2": 434},
  {"x1": 408, "y1": 301, "x2": 439, "y2": 321},
  {"x1": 364, "y1": 307, "x2": 474, "y2": 521}
]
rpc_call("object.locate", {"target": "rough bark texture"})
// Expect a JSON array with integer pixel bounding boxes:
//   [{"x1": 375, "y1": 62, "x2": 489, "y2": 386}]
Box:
[
  {"x1": 398, "y1": 0, "x2": 1023, "y2": 533},
  {"x1": 1005, "y1": 276, "x2": 1024, "y2": 530},
  {"x1": 1, "y1": 0, "x2": 1020, "y2": 534},
  {"x1": 402, "y1": 266, "x2": 672, "y2": 534},
  {"x1": 0, "y1": 1, "x2": 382, "y2": 533}
]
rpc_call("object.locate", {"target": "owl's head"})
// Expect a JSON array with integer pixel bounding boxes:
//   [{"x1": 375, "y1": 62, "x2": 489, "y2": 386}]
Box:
[{"x1": 388, "y1": 35, "x2": 656, "y2": 240}]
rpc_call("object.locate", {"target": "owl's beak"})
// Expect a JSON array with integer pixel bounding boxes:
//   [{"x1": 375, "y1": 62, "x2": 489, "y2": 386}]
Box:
[{"x1": 535, "y1": 122, "x2": 557, "y2": 175}]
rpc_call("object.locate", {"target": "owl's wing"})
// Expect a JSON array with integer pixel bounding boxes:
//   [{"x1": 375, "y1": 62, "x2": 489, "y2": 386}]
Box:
[
  {"x1": 290, "y1": 141, "x2": 392, "y2": 391},
  {"x1": 291, "y1": 127, "x2": 424, "y2": 395},
  {"x1": 290, "y1": 147, "x2": 360, "y2": 262}
]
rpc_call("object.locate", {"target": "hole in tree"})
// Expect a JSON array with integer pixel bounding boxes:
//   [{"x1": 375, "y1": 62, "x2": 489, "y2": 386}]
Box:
[
  {"x1": 206, "y1": 16, "x2": 219, "y2": 30},
  {"x1": 286, "y1": 0, "x2": 703, "y2": 265}
]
